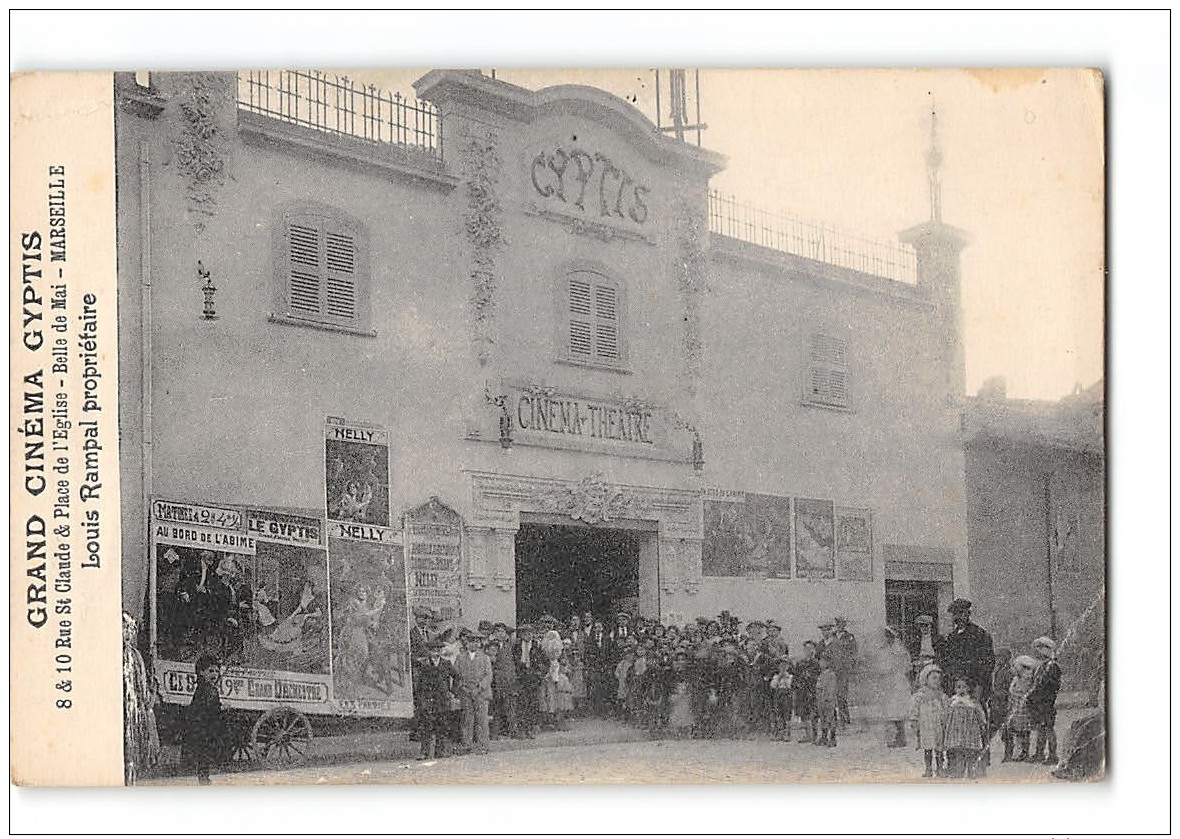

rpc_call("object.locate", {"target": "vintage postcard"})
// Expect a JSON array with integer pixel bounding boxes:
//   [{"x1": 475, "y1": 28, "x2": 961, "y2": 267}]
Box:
[{"x1": 10, "y1": 66, "x2": 1105, "y2": 790}]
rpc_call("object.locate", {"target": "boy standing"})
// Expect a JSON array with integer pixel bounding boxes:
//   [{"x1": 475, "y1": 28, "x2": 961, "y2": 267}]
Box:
[
  {"x1": 769, "y1": 655, "x2": 794, "y2": 740},
  {"x1": 185, "y1": 654, "x2": 227, "y2": 785},
  {"x1": 815, "y1": 656, "x2": 839, "y2": 747},
  {"x1": 792, "y1": 640, "x2": 821, "y2": 744}
]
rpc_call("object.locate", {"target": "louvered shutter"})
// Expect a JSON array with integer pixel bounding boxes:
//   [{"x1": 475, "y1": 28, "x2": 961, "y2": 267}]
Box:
[
  {"x1": 287, "y1": 221, "x2": 323, "y2": 316},
  {"x1": 593, "y1": 282, "x2": 619, "y2": 361},
  {"x1": 566, "y1": 269, "x2": 623, "y2": 365},
  {"x1": 568, "y1": 275, "x2": 594, "y2": 358},
  {"x1": 324, "y1": 227, "x2": 358, "y2": 321},
  {"x1": 808, "y1": 334, "x2": 849, "y2": 408},
  {"x1": 286, "y1": 214, "x2": 360, "y2": 327}
]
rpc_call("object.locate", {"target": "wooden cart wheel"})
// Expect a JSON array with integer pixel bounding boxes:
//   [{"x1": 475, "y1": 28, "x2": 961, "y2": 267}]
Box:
[
  {"x1": 251, "y1": 707, "x2": 313, "y2": 763},
  {"x1": 228, "y1": 713, "x2": 256, "y2": 764}
]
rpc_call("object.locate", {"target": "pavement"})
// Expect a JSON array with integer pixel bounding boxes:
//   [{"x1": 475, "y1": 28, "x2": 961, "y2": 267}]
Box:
[{"x1": 141, "y1": 709, "x2": 1088, "y2": 786}]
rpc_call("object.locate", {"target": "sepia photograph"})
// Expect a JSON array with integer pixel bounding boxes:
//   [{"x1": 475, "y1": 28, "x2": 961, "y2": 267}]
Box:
[
  {"x1": 106, "y1": 64, "x2": 1104, "y2": 788},
  {"x1": 8, "y1": 9, "x2": 1169, "y2": 837}
]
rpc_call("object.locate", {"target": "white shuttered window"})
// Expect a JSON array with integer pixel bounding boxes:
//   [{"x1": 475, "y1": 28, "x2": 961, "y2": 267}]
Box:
[
  {"x1": 566, "y1": 269, "x2": 622, "y2": 365},
  {"x1": 281, "y1": 207, "x2": 368, "y2": 332},
  {"x1": 806, "y1": 333, "x2": 850, "y2": 408}
]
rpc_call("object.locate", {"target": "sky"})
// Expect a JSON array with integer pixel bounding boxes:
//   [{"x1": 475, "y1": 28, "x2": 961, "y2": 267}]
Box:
[{"x1": 365, "y1": 67, "x2": 1104, "y2": 401}]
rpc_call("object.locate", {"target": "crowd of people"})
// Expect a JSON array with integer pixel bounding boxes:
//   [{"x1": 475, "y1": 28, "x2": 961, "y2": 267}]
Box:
[
  {"x1": 409, "y1": 606, "x2": 864, "y2": 758},
  {"x1": 408, "y1": 598, "x2": 1074, "y2": 780},
  {"x1": 132, "y1": 594, "x2": 1081, "y2": 784}
]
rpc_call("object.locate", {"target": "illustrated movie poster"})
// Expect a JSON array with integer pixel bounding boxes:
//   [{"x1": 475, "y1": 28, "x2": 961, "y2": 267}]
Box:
[
  {"x1": 328, "y1": 538, "x2": 413, "y2": 713},
  {"x1": 794, "y1": 498, "x2": 836, "y2": 579},
  {"x1": 836, "y1": 506, "x2": 873, "y2": 581},
  {"x1": 325, "y1": 418, "x2": 390, "y2": 528},
  {"x1": 702, "y1": 492, "x2": 791, "y2": 578}
]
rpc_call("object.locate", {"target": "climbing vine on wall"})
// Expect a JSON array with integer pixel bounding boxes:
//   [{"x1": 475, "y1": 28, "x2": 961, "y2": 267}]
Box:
[
  {"x1": 171, "y1": 73, "x2": 232, "y2": 231},
  {"x1": 462, "y1": 131, "x2": 505, "y2": 367},
  {"x1": 673, "y1": 195, "x2": 708, "y2": 395}
]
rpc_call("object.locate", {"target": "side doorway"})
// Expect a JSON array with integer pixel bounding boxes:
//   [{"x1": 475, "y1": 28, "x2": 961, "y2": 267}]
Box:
[{"x1": 885, "y1": 579, "x2": 940, "y2": 660}]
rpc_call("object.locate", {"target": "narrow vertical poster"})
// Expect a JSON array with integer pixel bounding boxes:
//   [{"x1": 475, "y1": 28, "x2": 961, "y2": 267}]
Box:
[
  {"x1": 324, "y1": 417, "x2": 412, "y2": 717},
  {"x1": 835, "y1": 506, "x2": 873, "y2": 581},
  {"x1": 405, "y1": 497, "x2": 464, "y2": 623},
  {"x1": 794, "y1": 498, "x2": 836, "y2": 579}
]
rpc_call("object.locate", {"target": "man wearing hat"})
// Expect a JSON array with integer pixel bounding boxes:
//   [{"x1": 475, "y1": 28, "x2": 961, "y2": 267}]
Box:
[
  {"x1": 489, "y1": 623, "x2": 520, "y2": 739},
  {"x1": 513, "y1": 624, "x2": 546, "y2": 737},
  {"x1": 414, "y1": 639, "x2": 457, "y2": 760},
  {"x1": 610, "y1": 610, "x2": 633, "y2": 650},
  {"x1": 816, "y1": 619, "x2": 836, "y2": 647},
  {"x1": 936, "y1": 599, "x2": 995, "y2": 707},
  {"x1": 410, "y1": 605, "x2": 435, "y2": 661},
  {"x1": 584, "y1": 618, "x2": 610, "y2": 717},
  {"x1": 455, "y1": 629, "x2": 493, "y2": 754},
  {"x1": 827, "y1": 617, "x2": 859, "y2": 727}
]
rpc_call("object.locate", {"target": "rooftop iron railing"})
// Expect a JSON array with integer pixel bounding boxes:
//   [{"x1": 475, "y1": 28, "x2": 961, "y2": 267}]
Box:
[
  {"x1": 708, "y1": 190, "x2": 918, "y2": 285},
  {"x1": 237, "y1": 70, "x2": 442, "y2": 162}
]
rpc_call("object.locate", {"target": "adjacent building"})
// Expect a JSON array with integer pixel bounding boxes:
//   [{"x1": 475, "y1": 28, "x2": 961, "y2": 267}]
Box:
[{"x1": 963, "y1": 378, "x2": 1105, "y2": 694}]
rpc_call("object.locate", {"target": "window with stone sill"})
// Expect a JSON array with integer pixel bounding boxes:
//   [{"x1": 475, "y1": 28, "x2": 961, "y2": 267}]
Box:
[
  {"x1": 804, "y1": 333, "x2": 851, "y2": 410},
  {"x1": 557, "y1": 264, "x2": 628, "y2": 370},
  {"x1": 273, "y1": 204, "x2": 372, "y2": 335}
]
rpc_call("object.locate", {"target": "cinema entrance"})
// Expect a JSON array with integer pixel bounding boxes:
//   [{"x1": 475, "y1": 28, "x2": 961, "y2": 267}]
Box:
[{"x1": 514, "y1": 516, "x2": 659, "y2": 624}]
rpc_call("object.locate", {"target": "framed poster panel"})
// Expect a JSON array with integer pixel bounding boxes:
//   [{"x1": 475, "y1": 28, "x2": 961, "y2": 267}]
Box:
[{"x1": 794, "y1": 498, "x2": 836, "y2": 579}]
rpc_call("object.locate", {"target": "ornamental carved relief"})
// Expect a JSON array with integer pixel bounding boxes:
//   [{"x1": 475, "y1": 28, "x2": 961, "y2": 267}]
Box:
[
  {"x1": 461, "y1": 130, "x2": 505, "y2": 368},
  {"x1": 672, "y1": 195, "x2": 708, "y2": 397},
  {"x1": 532, "y1": 473, "x2": 649, "y2": 526},
  {"x1": 468, "y1": 471, "x2": 702, "y2": 540},
  {"x1": 467, "y1": 471, "x2": 704, "y2": 596},
  {"x1": 169, "y1": 72, "x2": 235, "y2": 232}
]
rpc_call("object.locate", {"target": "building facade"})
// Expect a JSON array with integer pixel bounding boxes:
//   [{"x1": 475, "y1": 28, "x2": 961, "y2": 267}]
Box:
[{"x1": 116, "y1": 69, "x2": 971, "y2": 664}]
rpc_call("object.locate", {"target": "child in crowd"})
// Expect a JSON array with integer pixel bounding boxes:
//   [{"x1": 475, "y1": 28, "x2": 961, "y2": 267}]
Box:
[
  {"x1": 814, "y1": 656, "x2": 838, "y2": 747},
  {"x1": 614, "y1": 641, "x2": 636, "y2": 722},
  {"x1": 793, "y1": 640, "x2": 821, "y2": 744},
  {"x1": 943, "y1": 677, "x2": 989, "y2": 778},
  {"x1": 1006, "y1": 655, "x2": 1039, "y2": 761},
  {"x1": 769, "y1": 655, "x2": 794, "y2": 741},
  {"x1": 1027, "y1": 637, "x2": 1063, "y2": 765},
  {"x1": 666, "y1": 652, "x2": 695, "y2": 738},
  {"x1": 627, "y1": 642, "x2": 651, "y2": 721},
  {"x1": 184, "y1": 654, "x2": 227, "y2": 785},
  {"x1": 910, "y1": 663, "x2": 950, "y2": 778},
  {"x1": 555, "y1": 647, "x2": 574, "y2": 731},
  {"x1": 990, "y1": 648, "x2": 1013, "y2": 761}
]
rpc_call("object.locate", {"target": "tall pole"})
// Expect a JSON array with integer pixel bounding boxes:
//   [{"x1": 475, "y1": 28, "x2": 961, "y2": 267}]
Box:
[
  {"x1": 926, "y1": 101, "x2": 943, "y2": 223},
  {"x1": 1044, "y1": 473, "x2": 1058, "y2": 638}
]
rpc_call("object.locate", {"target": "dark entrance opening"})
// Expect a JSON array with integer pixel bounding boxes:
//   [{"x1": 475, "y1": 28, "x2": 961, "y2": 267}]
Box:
[
  {"x1": 885, "y1": 579, "x2": 940, "y2": 660},
  {"x1": 514, "y1": 523, "x2": 640, "y2": 624}
]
